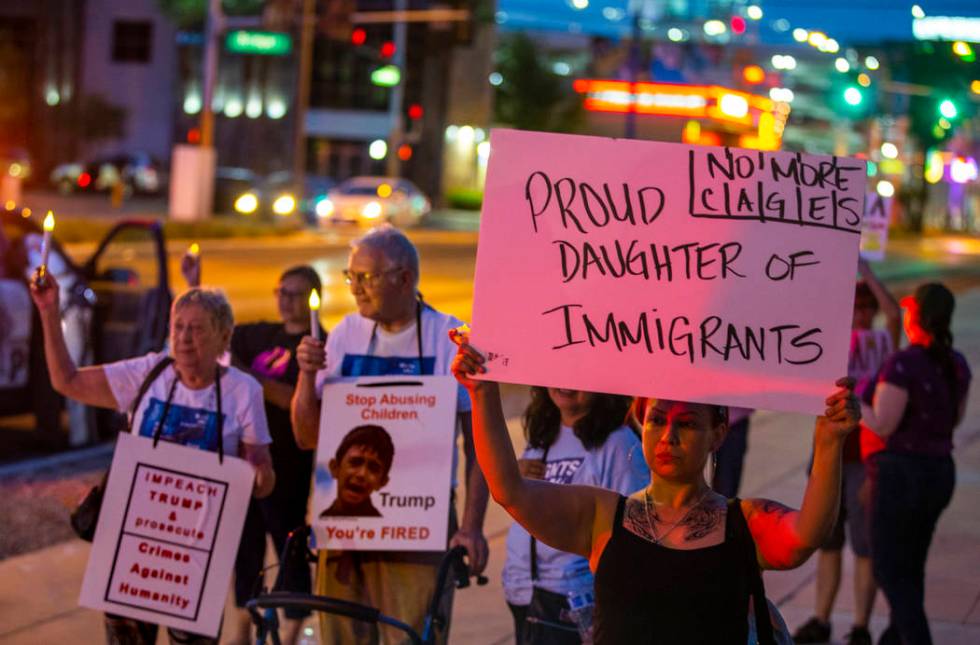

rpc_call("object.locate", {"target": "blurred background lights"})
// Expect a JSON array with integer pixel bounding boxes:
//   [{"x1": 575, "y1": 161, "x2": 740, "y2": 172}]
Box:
[
  {"x1": 881, "y1": 142, "x2": 899, "y2": 159},
  {"x1": 864, "y1": 56, "x2": 880, "y2": 70},
  {"x1": 876, "y1": 180, "x2": 895, "y2": 198},
  {"x1": 368, "y1": 139, "x2": 388, "y2": 160},
  {"x1": 746, "y1": 5, "x2": 763, "y2": 21}
]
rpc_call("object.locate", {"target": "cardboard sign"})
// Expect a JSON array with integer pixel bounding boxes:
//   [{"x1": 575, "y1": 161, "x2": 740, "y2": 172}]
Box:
[
  {"x1": 859, "y1": 192, "x2": 892, "y2": 261},
  {"x1": 312, "y1": 376, "x2": 457, "y2": 551},
  {"x1": 471, "y1": 129, "x2": 867, "y2": 415},
  {"x1": 79, "y1": 433, "x2": 254, "y2": 637}
]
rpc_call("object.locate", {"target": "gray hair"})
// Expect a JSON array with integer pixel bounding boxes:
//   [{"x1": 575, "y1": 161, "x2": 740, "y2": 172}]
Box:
[
  {"x1": 351, "y1": 224, "x2": 420, "y2": 286},
  {"x1": 172, "y1": 288, "x2": 234, "y2": 336}
]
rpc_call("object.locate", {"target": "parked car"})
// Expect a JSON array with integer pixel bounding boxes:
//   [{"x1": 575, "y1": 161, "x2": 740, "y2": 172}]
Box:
[
  {"x1": 50, "y1": 152, "x2": 164, "y2": 196},
  {"x1": 0, "y1": 207, "x2": 171, "y2": 446},
  {"x1": 315, "y1": 176, "x2": 431, "y2": 228}
]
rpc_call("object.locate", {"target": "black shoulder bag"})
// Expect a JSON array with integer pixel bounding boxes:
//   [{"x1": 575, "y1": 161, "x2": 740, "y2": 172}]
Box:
[
  {"x1": 70, "y1": 357, "x2": 174, "y2": 541},
  {"x1": 729, "y1": 498, "x2": 787, "y2": 645}
]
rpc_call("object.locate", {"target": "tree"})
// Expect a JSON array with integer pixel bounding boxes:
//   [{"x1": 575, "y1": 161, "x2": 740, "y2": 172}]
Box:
[
  {"x1": 493, "y1": 34, "x2": 583, "y2": 133},
  {"x1": 155, "y1": 0, "x2": 265, "y2": 28}
]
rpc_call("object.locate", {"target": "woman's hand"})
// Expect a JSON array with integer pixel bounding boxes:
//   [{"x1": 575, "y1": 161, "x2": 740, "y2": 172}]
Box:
[
  {"x1": 180, "y1": 250, "x2": 202, "y2": 288},
  {"x1": 29, "y1": 270, "x2": 60, "y2": 317},
  {"x1": 295, "y1": 336, "x2": 326, "y2": 374},
  {"x1": 450, "y1": 341, "x2": 489, "y2": 392},
  {"x1": 815, "y1": 377, "x2": 860, "y2": 444},
  {"x1": 518, "y1": 458, "x2": 546, "y2": 480}
]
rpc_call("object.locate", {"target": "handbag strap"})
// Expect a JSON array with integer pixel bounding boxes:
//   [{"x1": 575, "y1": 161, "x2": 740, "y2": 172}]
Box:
[
  {"x1": 529, "y1": 443, "x2": 551, "y2": 582},
  {"x1": 149, "y1": 363, "x2": 225, "y2": 464},
  {"x1": 728, "y1": 498, "x2": 776, "y2": 645}
]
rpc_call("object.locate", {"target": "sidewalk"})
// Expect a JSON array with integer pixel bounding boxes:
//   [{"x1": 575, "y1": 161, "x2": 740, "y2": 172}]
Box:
[{"x1": 3, "y1": 289, "x2": 980, "y2": 644}]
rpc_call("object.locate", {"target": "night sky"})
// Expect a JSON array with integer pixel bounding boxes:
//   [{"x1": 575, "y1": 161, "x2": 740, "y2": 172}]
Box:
[{"x1": 497, "y1": 1, "x2": 980, "y2": 45}]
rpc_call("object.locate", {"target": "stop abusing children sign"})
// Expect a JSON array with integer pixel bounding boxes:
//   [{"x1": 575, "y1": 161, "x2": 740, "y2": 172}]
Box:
[
  {"x1": 79, "y1": 433, "x2": 253, "y2": 638},
  {"x1": 471, "y1": 129, "x2": 867, "y2": 415}
]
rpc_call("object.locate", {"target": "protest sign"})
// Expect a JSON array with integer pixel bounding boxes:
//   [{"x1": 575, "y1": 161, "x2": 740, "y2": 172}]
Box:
[
  {"x1": 79, "y1": 433, "x2": 254, "y2": 638},
  {"x1": 312, "y1": 376, "x2": 457, "y2": 551},
  {"x1": 859, "y1": 192, "x2": 892, "y2": 261},
  {"x1": 471, "y1": 129, "x2": 867, "y2": 415}
]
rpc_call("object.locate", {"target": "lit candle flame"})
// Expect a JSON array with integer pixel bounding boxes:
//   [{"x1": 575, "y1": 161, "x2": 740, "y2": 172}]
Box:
[
  {"x1": 43, "y1": 211, "x2": 55, "y2": 232},
  {"x1": 188, "y1": 242, "x2": 200, "y2": 256},
  {"x1": 309, "y1": 289, "x2": 321, "y2": 310}
]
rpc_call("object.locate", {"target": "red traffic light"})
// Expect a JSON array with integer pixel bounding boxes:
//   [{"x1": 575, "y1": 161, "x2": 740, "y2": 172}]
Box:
[
  {"x1": 408, "y1": 104, "x2": 423, "y2": 120},
  {"x1": 397, "y1": 144, "x2": 413, "y2": 161},
  {"x1": 731, "y1": 16, "x2": 746, "y2": 35},
  {"x1": 380, "y1": 41, "x2": 396, "y2": 58},
  {"x1": 351, "y1": 28, "x2": 366, "y2": 46}
]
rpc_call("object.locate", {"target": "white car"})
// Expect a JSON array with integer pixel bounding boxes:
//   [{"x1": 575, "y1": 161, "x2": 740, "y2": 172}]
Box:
[{"x1": 315, "y1": 177, "x2": 431, "y2": 228}]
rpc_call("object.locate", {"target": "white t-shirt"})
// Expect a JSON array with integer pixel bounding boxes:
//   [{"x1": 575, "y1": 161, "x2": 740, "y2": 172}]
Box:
[
  {"x1": 315, "y1": 305, "x2": 471, "y2": 413},
  {"x1": 104, "y1": 351, "x2": 271, "y2": 457},
  {"x1": 502, "y1": 425, "x2": 649, "y2": 605}
]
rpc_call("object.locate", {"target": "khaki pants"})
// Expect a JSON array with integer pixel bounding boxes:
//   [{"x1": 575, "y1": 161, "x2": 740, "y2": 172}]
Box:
[{"x1": 316, "y1": 550, "x2": 454, "y2": 645}]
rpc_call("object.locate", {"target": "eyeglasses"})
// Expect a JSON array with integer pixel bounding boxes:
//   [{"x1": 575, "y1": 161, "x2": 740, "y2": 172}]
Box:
[
  {"x1": 274, "y1": 287, "x2": 308, "y2": 300},
  {"x1": 342, "y1": 268, "x2": 402, "y2": 287}
]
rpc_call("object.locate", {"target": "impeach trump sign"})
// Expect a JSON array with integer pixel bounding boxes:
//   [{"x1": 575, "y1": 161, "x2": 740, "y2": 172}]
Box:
[
  {"x1": 471, "y1": 129, "x2": 866, "y2": 415},
  {"x1": 79, "y1": 433, "x2": 253, "y2": 638}
]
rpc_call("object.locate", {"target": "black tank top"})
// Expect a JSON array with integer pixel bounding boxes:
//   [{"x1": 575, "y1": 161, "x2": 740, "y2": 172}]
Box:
[{"x1": 593, "y1": 496, "x2": 751, "y2": 644}]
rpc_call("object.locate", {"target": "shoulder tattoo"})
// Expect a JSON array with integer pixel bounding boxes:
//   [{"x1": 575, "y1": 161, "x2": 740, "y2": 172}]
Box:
[{"x1": 681, "y1": 498, "x2": 725, "y2": 541}]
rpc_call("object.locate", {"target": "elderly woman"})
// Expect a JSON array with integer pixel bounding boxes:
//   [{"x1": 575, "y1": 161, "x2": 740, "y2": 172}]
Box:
[
  {"x1": 30, "y1": 273, "x2": 274, "y2": 645},
  {"x1": 451, "y1": 339, "x2": 860, "y2": 644}
]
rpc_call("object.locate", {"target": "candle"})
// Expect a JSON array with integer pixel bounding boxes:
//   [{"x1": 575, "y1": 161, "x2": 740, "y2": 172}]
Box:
[
  {"x1": 309, "y1": 289, "x2": 321, "y2": 340},
  {"x1": 188, "y1": 242, "x2": 200, "y2": 256},
  {"x1": 40, "y1": 211, "x2": 55, "y2": 270}
]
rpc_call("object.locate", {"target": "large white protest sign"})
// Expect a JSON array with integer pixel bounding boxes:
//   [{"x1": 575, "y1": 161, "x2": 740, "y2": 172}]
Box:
[
  {"x1": 312, "y1": 376, "x2": 457, "y2": 551},
  {"x1": 79, "y1": 433, "x2": 254, "y2": 637},
  {"x1": 859, "y1": 192, "x2": 892, "y2": 261},
  {"x1": 471, "y1": 129, "x2": 866, "y2": 415}
]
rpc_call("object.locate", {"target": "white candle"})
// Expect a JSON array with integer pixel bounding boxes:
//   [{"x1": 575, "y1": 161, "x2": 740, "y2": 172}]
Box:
[
  {"x1": 309, "y1": 289, "x2": 321, "y2": 341},
  {"x1": 40, "y1": 211, "x2": 55, "y2": 269}
]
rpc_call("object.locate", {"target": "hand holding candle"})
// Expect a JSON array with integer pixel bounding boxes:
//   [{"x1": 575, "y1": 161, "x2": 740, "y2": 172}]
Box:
[
  {"x1": 180, "y1": 242, "x2": 202, "y2": 288},
  {"x1": 35, "y1": 211, "x2": 55, "y2": 287},
  {"x1": 309, "y1": 289, "x2": 321, "y2": 341}
]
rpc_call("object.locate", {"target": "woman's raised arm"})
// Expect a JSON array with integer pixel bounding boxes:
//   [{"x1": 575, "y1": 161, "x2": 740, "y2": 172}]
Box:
[
  {"x1": 451, "y1": 341, "x2": 614, "y2": 558},
  {"x1": 744, "y1": 378, "x2": 859, "y2": 570}
]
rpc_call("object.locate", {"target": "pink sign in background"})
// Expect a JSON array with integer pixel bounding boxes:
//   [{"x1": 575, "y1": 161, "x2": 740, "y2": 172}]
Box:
[{"x1": 471, "y1": 129, "x2": 866, "y2": 415}]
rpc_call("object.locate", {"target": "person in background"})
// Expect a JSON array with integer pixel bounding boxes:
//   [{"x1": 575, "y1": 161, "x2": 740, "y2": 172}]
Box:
[
  {"x1": 30, "y1": 274, "x2": 274, "y2": 645},
  {"x1": 290, "y1": 225, "x2": 489, "y2": 644},
  {"x1": 227, "y1": 265, "x2": 325, "y2": 645},
  {"x1": 862, "y1": 283, "x2": 971, "y2": 645},
  {"x1": 794, "y1": 258, "x2": 901, "y2": 645},
  {"x1": 505, "y1": 387, "x2": 648, "y2": 644},
  {"x1": 710, "y1": 406, "x2": 752, "y2": 497}
]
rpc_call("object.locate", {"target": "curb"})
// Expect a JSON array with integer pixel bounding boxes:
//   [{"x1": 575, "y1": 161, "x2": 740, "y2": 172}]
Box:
[{"x1": 0, "y1": 442, "x2": 113, "y2": 479}]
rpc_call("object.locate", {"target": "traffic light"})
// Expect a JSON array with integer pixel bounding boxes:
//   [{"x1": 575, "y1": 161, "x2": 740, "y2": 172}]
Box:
[
  {"x1": 938, "y1": 98, "x2": 958, "y2": 119},
  {"x1": 843, "y1": 86, "x2": 864, "y2": 106}
]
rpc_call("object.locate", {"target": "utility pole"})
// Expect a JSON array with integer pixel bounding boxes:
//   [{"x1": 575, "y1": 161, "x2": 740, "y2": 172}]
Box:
[
  {"x1": 200, "y1": 0, "x2": 223, "y2": 148},
  {"x1": 385, "y1": 0, "x2": 408, "y2": 177},
  {"x1": 293, "y1": 0, "x2": 315, "y2": 193},
  {"x1": 625, "y1": 5, "x2": 641, "y2": 139}
]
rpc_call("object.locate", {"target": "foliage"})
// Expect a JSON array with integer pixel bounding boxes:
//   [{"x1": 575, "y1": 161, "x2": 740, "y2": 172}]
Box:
[
  {"x1": 493, "y1": 34, "x2": 583, "y2": 133},
  {"x1": 155, "y1": 0, "x2": 266, "y2": 28},
  {"x1": 445, "y1": 187, "x2": 483, "y2": 210}
]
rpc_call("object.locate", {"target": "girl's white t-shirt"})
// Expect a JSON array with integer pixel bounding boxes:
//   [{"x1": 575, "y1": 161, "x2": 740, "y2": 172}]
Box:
[{"x1": 502, "y1": 424, "x2": 649, "y2": 605}]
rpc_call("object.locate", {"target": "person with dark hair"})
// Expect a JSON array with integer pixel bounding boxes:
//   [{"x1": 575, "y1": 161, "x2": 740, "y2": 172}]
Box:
[
  {"x1": 228, "y1": 265, "x2": 324, "y2": 645},
  {"x1": 861, "y1": 282, "x2": 972, "y2": 645},
  {"x1": 320, "y1": 424, "x2": 396, "y2": 518},
  {"x1": 505, "y1": 388, "x2": 648, "y2": 644},
  {"x1": 452, "y1": 339, "x2": 861, "y2": 643},
  {"x1": 795, "y1": 258, "x2": 901, "y2": 645}
]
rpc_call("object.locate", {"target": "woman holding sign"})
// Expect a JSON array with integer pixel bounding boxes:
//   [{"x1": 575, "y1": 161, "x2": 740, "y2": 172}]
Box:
[
  {"x1": 29, "y1": 274, "x2": 275, "y2": 645},
  {"x1": 451, "y1": 336, "x2": 859, "y2": 644}
]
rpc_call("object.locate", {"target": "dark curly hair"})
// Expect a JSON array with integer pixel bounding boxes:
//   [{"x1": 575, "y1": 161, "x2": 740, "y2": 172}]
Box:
[{"x1": 523, "y1": 387, "x2": 632, "y2": 451}]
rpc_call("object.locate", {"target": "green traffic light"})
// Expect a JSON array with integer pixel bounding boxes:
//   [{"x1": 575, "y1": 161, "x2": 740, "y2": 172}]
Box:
[
  {"x1": 843, "y1": 86, "x2": 863, "y2": 106},
  {"x1": 939, "y1": 99, "x2": 958, "y2": 119}
]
